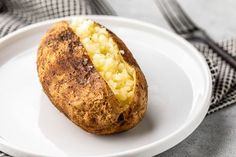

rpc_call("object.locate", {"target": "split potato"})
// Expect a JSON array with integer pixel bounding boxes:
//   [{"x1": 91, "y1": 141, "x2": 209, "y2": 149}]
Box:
[{"x1": 37, "y1": 18, "x2": 148, "y2": 135}]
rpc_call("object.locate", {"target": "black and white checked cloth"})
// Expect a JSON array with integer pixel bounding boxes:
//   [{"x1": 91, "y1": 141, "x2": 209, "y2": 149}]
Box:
[{"x1": 0, "y1": 0, "x2": 236, "y2": 156}]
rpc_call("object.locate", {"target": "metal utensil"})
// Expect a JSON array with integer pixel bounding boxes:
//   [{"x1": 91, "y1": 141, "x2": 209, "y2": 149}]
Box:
[{"x1": 155, "y1": 0, "x2": 236, "y2": 69}]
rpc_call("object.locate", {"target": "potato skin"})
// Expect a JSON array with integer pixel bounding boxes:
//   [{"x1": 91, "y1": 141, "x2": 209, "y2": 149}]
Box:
[{"x1": 37, "y1": 21, "x2": 148, "y2": 135}]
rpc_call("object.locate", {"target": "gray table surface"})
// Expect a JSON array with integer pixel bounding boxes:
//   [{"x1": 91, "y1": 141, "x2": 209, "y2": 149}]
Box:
[{"x1": 107, "y1": 0, "x2": 236, "y2": 156}]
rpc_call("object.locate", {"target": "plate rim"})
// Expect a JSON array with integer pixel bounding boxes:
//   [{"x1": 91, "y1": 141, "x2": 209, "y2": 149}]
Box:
[{"x1": 0, "y1": 15, "x2": 212, "y2": 157}]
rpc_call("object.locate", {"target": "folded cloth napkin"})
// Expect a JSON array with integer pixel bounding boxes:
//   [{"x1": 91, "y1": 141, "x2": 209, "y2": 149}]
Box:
[
  {"x1": 194, "y1": 41, "x2": 236, "y2": 114},
  {"x1": 0, "y1": 0, "x2": 236, "y2": 156}
]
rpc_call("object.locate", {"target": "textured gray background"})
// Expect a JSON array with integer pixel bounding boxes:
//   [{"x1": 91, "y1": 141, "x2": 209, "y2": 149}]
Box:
[{"x1": 107, "y1": 0, "x2": 236, "y2": 156}]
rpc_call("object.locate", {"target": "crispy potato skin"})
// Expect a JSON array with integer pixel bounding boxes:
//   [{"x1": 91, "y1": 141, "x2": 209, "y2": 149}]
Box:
[{"x1": 37, "y1": 21, "x2": 148, "y2": 135}]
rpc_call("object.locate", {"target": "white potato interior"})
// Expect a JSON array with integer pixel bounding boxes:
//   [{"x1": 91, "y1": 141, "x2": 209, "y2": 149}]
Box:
[{"x1": 71, "y1": 18, "x2": 135, "y2": 103}]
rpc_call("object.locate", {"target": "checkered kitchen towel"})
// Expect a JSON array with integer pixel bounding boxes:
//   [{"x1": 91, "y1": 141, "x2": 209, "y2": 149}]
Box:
[{"x1": 0, "y1": 0, "x2": 236, "y2": 156}]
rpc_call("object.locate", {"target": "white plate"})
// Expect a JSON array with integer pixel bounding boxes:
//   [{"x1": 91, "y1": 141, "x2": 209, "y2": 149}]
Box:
[{"x1": 0, "y1": 16, "x2": 212, "y2": 157}]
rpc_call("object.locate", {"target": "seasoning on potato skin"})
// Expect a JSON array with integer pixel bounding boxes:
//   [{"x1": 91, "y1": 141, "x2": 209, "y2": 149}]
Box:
[{"x1": 37, "y1": 20, "x2": 148, "y2": 135}]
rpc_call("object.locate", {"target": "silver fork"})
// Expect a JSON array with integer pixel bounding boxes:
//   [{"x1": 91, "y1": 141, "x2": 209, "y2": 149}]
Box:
[{"x1": 155, "y1": 0, "x2": 236, "y2": 69}]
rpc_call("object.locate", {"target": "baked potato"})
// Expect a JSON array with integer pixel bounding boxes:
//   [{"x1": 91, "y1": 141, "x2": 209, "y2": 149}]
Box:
[{"x1": 37, "y1": 18, "x2": 148, "y2": 135}]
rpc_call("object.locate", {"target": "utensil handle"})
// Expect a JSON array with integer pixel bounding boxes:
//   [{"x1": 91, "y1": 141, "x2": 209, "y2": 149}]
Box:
[
  {"x1": 191, "y1": 30, "x2": 236, "y2": 69},
  {"x1": 202, "y1": 35, "x2": 236, "y2": 69},
  {"x1": 187, "y1": 30, "x2": 236, "y2": 69}
]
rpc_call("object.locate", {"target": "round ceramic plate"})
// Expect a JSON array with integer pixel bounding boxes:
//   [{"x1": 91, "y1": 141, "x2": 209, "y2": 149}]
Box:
[{"x1": 0, "y1": 16, "x2": 212, "y2": 157}]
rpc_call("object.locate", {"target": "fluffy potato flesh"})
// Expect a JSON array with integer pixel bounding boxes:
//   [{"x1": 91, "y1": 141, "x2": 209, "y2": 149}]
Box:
[{"x1": 71, "y1": 18, "x2": 135, "y2": 106}]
